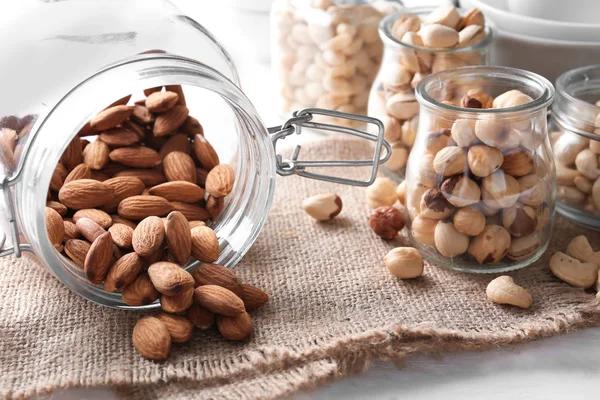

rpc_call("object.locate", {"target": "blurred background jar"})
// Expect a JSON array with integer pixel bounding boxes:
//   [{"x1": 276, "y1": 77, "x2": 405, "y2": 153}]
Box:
[
  {"x1": 368, "y1": 5, "x2": 494, "y2": 179},
  {"x1": 405, "y1": 66, "x2": 555, "y2": 273},
  {"x1": 271, "y1": 0, "x2": 402, "y2": 126},
  {"x1": 550, "y1": 65, "x2": 600, "y2": 230}
]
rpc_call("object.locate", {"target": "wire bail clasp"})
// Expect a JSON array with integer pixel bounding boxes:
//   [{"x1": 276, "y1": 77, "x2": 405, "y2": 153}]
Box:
[{"x1": 268, "y1": 108, "x2": 391, "y2": 187}]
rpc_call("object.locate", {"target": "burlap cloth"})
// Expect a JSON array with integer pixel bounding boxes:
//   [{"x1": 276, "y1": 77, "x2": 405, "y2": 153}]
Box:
[{"x1": 1, "y1": 138, "x2": 599, "y2": 400}]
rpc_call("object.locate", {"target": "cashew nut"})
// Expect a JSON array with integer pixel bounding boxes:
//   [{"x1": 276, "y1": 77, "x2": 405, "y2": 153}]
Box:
[
  {"x1": 486, "y1": 276, "x2": 532, "y2": 309},
  {"x1": 549, "y1": 251, "x2": 599, "y2": 289}
]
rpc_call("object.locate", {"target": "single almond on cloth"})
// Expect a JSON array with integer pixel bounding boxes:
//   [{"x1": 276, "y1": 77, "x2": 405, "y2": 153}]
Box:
[
  {"x1": 165, "y1": 211, "x2": 192, "y2": 266},
  {"x1": 132, "y1": 316, "x2": 171, "y2": 361},
  {"x1": 108, "y1": 223, "x2": 134, "y2": 249},
  {"x1": 242, "y1": 284, "x2": 269, "y2": 310},
  {"x1": 98, "y1": 128, "x2": 140, "y2": 147},
  {"x1": 109, "y1": 146, "x2": 161, "y2": 168},
  {"x1": 60, "y1": 136, "x2": 83, "y2": 170},
  {"x1": 122, "y1": 272, "x2": 160, "y2": 306},
  {"x1": 73, "y1": 209, "x2": 112, "y2": 229},
  {"x1": 160, "y1": 287, "x2": 194, "y2": 313},
  {"x1": 154, "y1": 105, "x2": 189, "y2": 136},
  {"x1": 76, "y1": 217, "x2": 106, "y2": 243},
  {"x1": 58, "y1": 179, "x2": 114, "y2": 209},
  {"x1": 50, "y1": 163, "x2": 67, "y2": 191},
  {"x1": 192, "y1": 135, "x2": 219, "y2": 170},
  {"x1": 155, "y1": 313, "x2": 194, "y2": 343},
  {"x1": 145, "y1": 91, "x2": 179, "y2": 113},
  {"x1": 46, "y1": 200, "x2": 67, "y2": 217},
  {"x1": 104, "y1": 252, "x2": 144, "y2": 292},
  {"x1": 63, "y1": 220, "x2": 80, "y2": 240},
  {"x1": 163, "y1": 151, "x2": 197, "y2": 183},
  {"x1": 130, "y1": 105, "x2": 155, "y2": 125},
  {"x1": 171, "y1": 201, "x2": 210, "y2": 221},
  {"x1": 64, "y1": 239, "x2": 91, "y2": 268},
  {"x1": 187, "y1": 304, "x2": 215, "y2": 329},
  {"x1": 102, "y1": 176, "x2": 145, "y2": 212},
  {"x1": 118, "y1": 195, "x2": 174, "y2": 220},
  {"x1": 148, "y1": 181, "x2": 205, "y2": 203},
  {"x1": 194, "y1": 285, "x2": 245, "y2": 316},
  {"x1": 84, "y1": 231, "x2": 115, "y2": 284},
  {"x1": 114, "y1": 169, "x2": 167, "y2": 187},
  {"x1": 217, "y1": 312, "x2": 253, "y2": 341},
  {"x1": 159, "y1": 134, "x2": 191, "y2": 159},
  {"x1": 83, "y1": 140, "x2": 110, "y2": 170},
  {"x1": 90, "y1": 105, "x2": 134, "y2": 131},
  {"x1": 45, "y1": 207, "x2": 64, "y2": 248},
  {"x1": 205, "y1": 165, "x2": 235, "y2": 198},
  {"x1": 192, "y1": 263, "x2": 244, "y2": 298},
  {"x1": 64, "y1": 163, "x2": 92, "y2": 184},
  {"x1": 148, "y1": 261, "x2": 195, "y2": 296},
  {"x1": 191, "y1": 226, "x2": 219, "y2": 262},
  {"x1": 132, "y1": 216, "x2": 165, "y2": 257}
]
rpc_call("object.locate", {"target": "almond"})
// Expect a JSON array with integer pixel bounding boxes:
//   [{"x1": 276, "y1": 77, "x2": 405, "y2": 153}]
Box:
[
  {"x1": 153, "y1": 105, "x2": 189, "y2": 136},
  {"x1": 98, "y1": 128, "x2": 140, "y2": 147},
  {"x1": 77, "y1": 121, "x2": 94, "y2": 137},
  {"x1": 90, "y1": 105, "x2": 134, "y2": 131},
  {"x1": 148, "y1": 261, "x2": 195, "y2": 296},
  {"x1": 50, "y1": 163, "x2": 68, "y2": 191},
  {"x1": 188, "y1": 220, "x2": 206, "y2": 229},
  {"x1": 187, "y1": 304, "x2": 215, "y2": 329},
  {"x1": 83, "y1": 139, "x2": 110, "y2": 170},
  {"x1": 73, "y1": 209, "x2": 112, "y2": 228},
  {"x1": 46, "y1": 200, "x2": 67, "y2": 216},
  {"x1": 242, "y1": 284, "x2": 269, "y2": 310},
  {"x1": 217, "y1": 312, "x2": 253, "y2": 341},
  {"x1": 60, "y1": 136, "x2": 83, "y2": 170},
  {"x1": 111, "y1": 215, "x2": 137, "y2": 229},
  {"x1": 165, "y1": 211, "x2": 192, "y2": 266},
  {"x1": 109, "y1": 146, "x2": 161, "y2": 168},
  {"x1": 191, "y1": 263, "x2": 244, "y2": 298},
  {"x1": 132, "y1": 216, "x2": 165, "y2": 257},
  {"x1": 130, "y1": 105, "x2": 155, "y2": 125},
  {"x1": 196, "y1": 168, "x2": 208, "y2": 187},
  {"x1": 76, "y1": 217, "x2": 106, "y2": 243},
  {"x1": 206, "y1": 196, "x2": 224, "y2": 220},
  {"x1": 63, "y1": 220, "x2": 80, "y2": 240},
  {"x1": 165, "y1": 85, "x2": 186, "y2": 105},
  {"x1": 132, "y1": 316, "x2": 171, "y2": 361},
  {"x1": 102, "y1": 176, "x2": 145, "y2": 213},
  {"x1": 122, "y1": 119, "x2": 148, "y2": 139},
  {"x1": 64, "y1": 239, "x2": 91, "y2": 268},
  {"x1": 91, "y1": 171, "x2": 110, "y2": 181},
  {"x1": 102, "y1": 162, "x2": 126, "y2": 176},
  {"x1": 58, "y1": 179, "x2": 114, "y2": 209},
  {"x1": 108, "y1": 223, "x2": 134, "y2": 249},
  {"x1": 143, "y1": 246, "x2": 165, "y2": 266},
  {"x1": 171, "y1": 201, "x2": 210, "y2": 221},
  {"x1": 160, "y1": 287, "x2": 194, "y2": 313},
  {"x1": 192, "y1": 135, "x2": 219, "y2": 170},
  {"x1": 163, "y1": 151, "x2": 196, "y2": 183},
  {"x1": 106, "y1": 94, "x2": 131, "y2": 108},
  {"x1": 144, "y1": 86, "x2": 162, "y2": 96},
  {"x1": 104, "y1": 252, "x2": 144, "y2": 292},
  {"x1": 64, "y1": 164, "x2": 92, "y2": 184},
  {"x1": 155, "y1": 313, "x2": 194, "y2": 343},
  {"x1": 191, "y1": 226, "x2": 219, "y2": 262},
  {"x1": 118, "y1": 195, "x2": 174, "y2": 220},
  {"x1": 181, "y1": 116, "x2": 203, "y2": 135},
  {"x1": 0, "y1": 128, "x2": 17, "y2": 172},
  {"x1": 149, "y1": 181, "x2": 204, "y2": 203},
  {"x1": 113, "y1": 169, "x2": 166, "y2": 187},
  {"x1": 158, "y1": 134, "x2": 191, "y2": 159},
  {"x1": 145, "y1": 91, "x2": 179, "y2": 113},
  {"x1": 122, "y1": 272, "x2": 160, "y2": 306},
  {"x1": 45, "y1": 207, "x2": 64, "y2": 248},
  {"x1": 84, "y1": 231, "x2": 115, "y2": 284},
  {"x1": 205, "y1": 165, "x2": 235, "y2": 198},
  {"x1": 194, "y1": 285, "x2": 244, "y2": 316}
]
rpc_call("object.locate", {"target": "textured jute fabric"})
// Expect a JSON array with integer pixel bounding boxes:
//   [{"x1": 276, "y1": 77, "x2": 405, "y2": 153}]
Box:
[{"x1": 1, "y1": 138, "x2": 599, "y2": 400}]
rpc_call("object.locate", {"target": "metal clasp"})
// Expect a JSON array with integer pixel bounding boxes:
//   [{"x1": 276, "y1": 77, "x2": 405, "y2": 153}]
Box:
[{"x1": 268, "y1": 108, "x2": 391, "y2": 187}]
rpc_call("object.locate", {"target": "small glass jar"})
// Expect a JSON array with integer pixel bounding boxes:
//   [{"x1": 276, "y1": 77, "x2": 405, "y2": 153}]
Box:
[
  {"x1": 270, "y1": 0, "x2": 402, "y2": 125},
  {"x1": 368, "y1": 7, "x2": 494, "y2": 179},
  {"x1": 550, "y1": 65, "x2": 600, "y2": 230},
  {"x1": 405, "y1": 66, "x2": 555, "y2": 273}
]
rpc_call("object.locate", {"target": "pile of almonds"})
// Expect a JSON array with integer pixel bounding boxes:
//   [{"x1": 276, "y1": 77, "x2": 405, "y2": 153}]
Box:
[{"x1": 44, "y1": 85, "x2": 269, "y2": 360}]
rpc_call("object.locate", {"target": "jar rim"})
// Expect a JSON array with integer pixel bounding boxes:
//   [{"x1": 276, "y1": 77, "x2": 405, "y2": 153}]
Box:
[{"x1": 379, "y1": 7, "x2": 496, "y2": 54}]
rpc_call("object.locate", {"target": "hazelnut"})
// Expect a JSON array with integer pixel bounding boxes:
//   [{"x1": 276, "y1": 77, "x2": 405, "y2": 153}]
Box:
[
  {"x1": 479, "y1": 202, "x2": 500, "y2": 216},
  {"x1": 535, "y1": 203, "x2": 550, "y2": 231},
  {"x1": 411, "y1": 215, "x2": 438, "y2": 246},
  {"x1": 433, "y1": 146, "x2": 467, "y2": 176},
  {"x1": 481, "y1": 171, "x2": 520, "y2": 208},
  {"x1": 366, "y1": 177, "x2": 397, "y2": 209},
  {"x1": 507, "y1": 233, "x2": 541, "y2": 261},
  {"x1": 460, "y1": 88, "x2": 493, "y2": 109},
  {"x1": 302, "y1": 193, "x2": 343, "y2": 221},
  {"x1": 517, "y1": 174, "x2": 545, "y2": 207},
  {"x1": 501, "y1": 148, "x2": 534, "y2": 177},
  {"x1": 474, "y1": 118, "x2": 521, "y2": 150},
  {"x1": 369, "y1": 206, "x2": 406, "y2": 239},
  {"x1": 492, "y1": 90, "x2": 533, "y2": 109},
  {"x1": 424, "y1": 129, "x2": 451, "y2": 154},
  {"x1": 440, "y1": 175, "x2": 481, "y2": 207},
  {"x1": 434, "y1": 221, "x2": 469, "y2": 257},
  {"x1": 467, "y1": 145, "x2": 503, "y2": 177},
  {"x1": 502, "y1": 204, "x2": 537, "y2": 237},
  {"x1": 468, "y1": 224, "x2": 511, "y2": 264},
  {"x1": 384, "y1": 247, "x2": 424, "y2": 279},
  {"x1": 419, "y1": 188, "x2": 454, "y2": 219},
  {"x1": 414, "y1": 153, "x2": 439, "y2": 188},
  {"x1": 396, "y1": 181, "x2": 406, "y2": 206},
  {"x1": 453, "y1": 206, "x2": 485, "y2": 236},
  {"x1": 451, "y1": 119, "x2": 478, "y2": 147}
]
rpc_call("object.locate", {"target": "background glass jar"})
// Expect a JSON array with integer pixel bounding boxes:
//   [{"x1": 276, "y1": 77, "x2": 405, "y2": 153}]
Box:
[
  {"x1": 550, "y1": 65, "x2": 600, "y2": 230},
  {"x1": 270, "y1": 0, "x2": 402, "y2": 126},
  {"x1": 368, "y1": 7, "x2": 494, "y2": 179},
  {"x1": 405, "y1": 66, "x2": 555, "y2": 273}
]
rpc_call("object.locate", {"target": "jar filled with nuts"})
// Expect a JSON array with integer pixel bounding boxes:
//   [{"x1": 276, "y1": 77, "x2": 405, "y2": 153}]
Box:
[
  {"x1": 368, "y1": 5, "x2": 494, "y2": 178},
  {"x1": 550, "y1": 65, "x2": 600, "y2": 230},
  {"x1": 271, "y1": 0, "x2": 402, "y2": 126},
  {"x1": 405, "y1": 66, "x2": 555, "y2": 273}
]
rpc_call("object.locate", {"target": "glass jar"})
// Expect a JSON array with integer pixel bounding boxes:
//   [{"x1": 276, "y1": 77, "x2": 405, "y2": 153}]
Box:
[
  {"x1": 550, "y1": 65, "x2": 600, "y2": 230},
  {"x1": 0, "y1": 0, "x2": 389, "y2": 308},
  {"x1": 368, "y1": 7, "x2": 494, "y2": 179},
  {"x1": 270, "y1": 0, "x2": 402, "y2": 125},
  {"x1": 405, "y1": 66, "x2": 555, "y2": 273}
]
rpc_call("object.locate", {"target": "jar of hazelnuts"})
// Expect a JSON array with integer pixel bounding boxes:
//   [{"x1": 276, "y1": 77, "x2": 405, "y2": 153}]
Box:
[
  {"x1": 368, "y1": 5, "x2": 494, "y2": 178},
  {"x1": 405, "y1": 66, "x2": 556, "y2": 273},
  {"x1": 550, "y1": 65, "x2": 600, "y2": 230}
]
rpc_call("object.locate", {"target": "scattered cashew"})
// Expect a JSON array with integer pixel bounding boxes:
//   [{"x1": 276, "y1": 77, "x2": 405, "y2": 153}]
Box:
[
  {"x1": 549, "y1": 251, "x2": 599, "y2": 289},
  {"x1": 486, "y1": 276, "x2": 532, "y2": 309}
]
